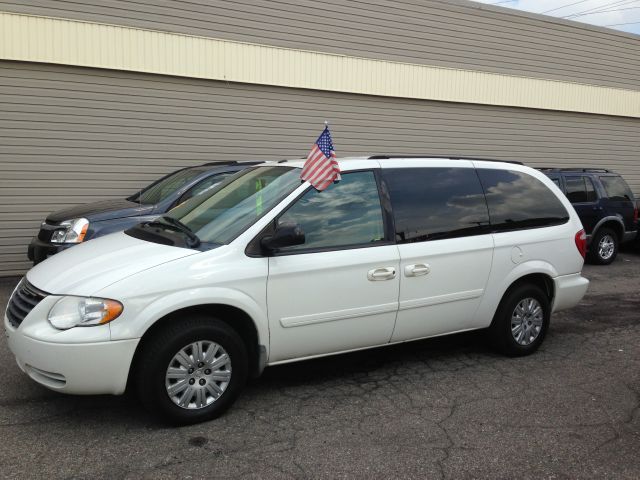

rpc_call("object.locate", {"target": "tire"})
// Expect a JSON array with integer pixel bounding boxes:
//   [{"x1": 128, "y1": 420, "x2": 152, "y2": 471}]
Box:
[
  {"x1": 488, "y1": 283, "x2": 550, "y2": 357},
  {"x1": 588, "y1": 228, "x2": 618, "y2": 265},
  {"x1": 135, "y1": 315, "x2": 248, "y2": 425}
]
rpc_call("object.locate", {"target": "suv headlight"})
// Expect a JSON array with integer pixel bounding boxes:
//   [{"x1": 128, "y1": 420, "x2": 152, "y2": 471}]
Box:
[
  {"x1": 48, "y1": 296, "x2": 123, "y2": 330},
  {"x1": 50, "y1": 218, "x2": 89, "y2": 244}
]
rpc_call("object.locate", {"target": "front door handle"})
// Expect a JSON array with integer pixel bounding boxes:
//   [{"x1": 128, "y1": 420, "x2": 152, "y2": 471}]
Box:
[
  {"x1": 405, "y1": 264, "x2": 431, "y2": 277},
  {"x1": 367, "y1": 267, "x2": 396, "y2": 281}
]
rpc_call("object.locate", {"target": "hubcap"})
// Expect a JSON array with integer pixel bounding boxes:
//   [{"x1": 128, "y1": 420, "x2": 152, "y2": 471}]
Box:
[
  {"x1": 165, "y1": 341, "x2": 232, "y2": 410},
  {"x1": 511, "y1": 298, "x2": 544, "y2": 346},
  {"x1": 598, "y1": 235, "x2": 615, "y2": 260}
]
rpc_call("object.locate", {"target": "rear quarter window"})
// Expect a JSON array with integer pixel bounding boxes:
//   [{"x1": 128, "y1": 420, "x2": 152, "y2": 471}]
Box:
[
  {"x1": 477, "y1": 169, "x2": 569, "y2": 231},
  {"x1": 599, "y1": 176, "x2": 634, "y2": 202}
]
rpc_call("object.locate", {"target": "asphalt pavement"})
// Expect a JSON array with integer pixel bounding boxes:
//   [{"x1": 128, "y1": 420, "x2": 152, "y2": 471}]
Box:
[{"x1": 1, "y1": 250, "x2": 639, "y2": 479}]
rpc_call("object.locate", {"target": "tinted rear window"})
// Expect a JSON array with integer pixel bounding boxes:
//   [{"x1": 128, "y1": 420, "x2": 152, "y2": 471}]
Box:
[
  {"x1": 382, "y1": 167, "x2": 490, "y2": 243},
  {"x1": 477, "y1": 169, "x2": 569, "y2": 231},
  {"x1": 600, "y1": 176, "x2": 634, "y2": 202},
  {"x1": 565, "y1": 176, "x2": 597, "y2": 203}
]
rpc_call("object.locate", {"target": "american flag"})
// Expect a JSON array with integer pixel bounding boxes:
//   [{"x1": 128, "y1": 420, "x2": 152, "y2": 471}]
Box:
[{"x1": 300, "y1": 125, "x2": 341, "y2": 191}]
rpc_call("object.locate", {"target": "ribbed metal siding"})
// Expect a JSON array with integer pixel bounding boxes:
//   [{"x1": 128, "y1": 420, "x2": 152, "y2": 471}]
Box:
[
  {"x1": 0, "y1": 0, "x2": 639, "y2": 91},
  {"x1": 3, "y1": 12, "x2": 638, "y2": 120},
  {"x1": 1, "y1": 60, "x2": 639, "y2": 276}
]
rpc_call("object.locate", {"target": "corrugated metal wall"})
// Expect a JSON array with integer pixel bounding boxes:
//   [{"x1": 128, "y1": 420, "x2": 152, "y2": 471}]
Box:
[
  {"x1": 1, "y1": 61, "x2": 639, "y2": 276},
  {"x1": 1, "y1": 0, "x2": 639, "y2": 91},
  {"x1": 3, "y1": 12, "x2": 637, "y2": 119}
]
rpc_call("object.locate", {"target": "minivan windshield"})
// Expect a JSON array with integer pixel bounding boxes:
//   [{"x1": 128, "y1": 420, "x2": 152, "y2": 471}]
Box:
[
  {"x1": 129, "y1": 168, "x2": 206, "y2": 205},
  {"x1": 165, "y1": 166, "x2": 301, "y2": 246}
]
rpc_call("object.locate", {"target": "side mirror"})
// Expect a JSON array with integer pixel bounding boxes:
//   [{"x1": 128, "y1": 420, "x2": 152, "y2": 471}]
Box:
[{"x1": 261, "y1": 222, "x2": 305, "y2": 252}]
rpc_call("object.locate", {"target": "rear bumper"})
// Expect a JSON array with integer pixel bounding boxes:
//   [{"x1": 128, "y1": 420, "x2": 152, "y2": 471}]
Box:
[
  {"x1": 622, "y1": 230, "x2": 637, "y2": 244},
  {"x1": 28, "y1": 237, "x2": 73, "y2": 264},
  {"x1": 552, "y1": 273, "x2": 589, "y2": 312}
]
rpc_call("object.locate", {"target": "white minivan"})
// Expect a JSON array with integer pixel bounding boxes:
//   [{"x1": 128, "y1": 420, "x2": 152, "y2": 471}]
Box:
[{"x1": 5, "y1": 157, "x2": 589, "y2": 424}]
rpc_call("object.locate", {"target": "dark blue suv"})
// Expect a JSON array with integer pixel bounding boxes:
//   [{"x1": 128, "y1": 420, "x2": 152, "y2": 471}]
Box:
[
  {"x1": 541, "y1": 168, "x2": 638, "y2": 264},
  {"x1": 28, "y1": 161, "x2": 258, "y2": 264}
]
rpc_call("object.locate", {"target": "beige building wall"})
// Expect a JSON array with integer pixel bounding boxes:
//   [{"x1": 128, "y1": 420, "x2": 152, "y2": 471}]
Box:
[{"x1": 0, "y1": 0, "x2": 639, "y2": 276}]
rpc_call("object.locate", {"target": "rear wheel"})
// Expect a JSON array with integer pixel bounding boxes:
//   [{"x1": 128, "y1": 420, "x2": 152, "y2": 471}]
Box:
[
  {"x1": 588, "y1": 228, "x2": 618, "y2": 265},
  {"x1": 135, "y1": 315, "x2": 248, "y2": 425},
  {"x1": 488, "y1": 283, "x2": 550, "y2": 357}
]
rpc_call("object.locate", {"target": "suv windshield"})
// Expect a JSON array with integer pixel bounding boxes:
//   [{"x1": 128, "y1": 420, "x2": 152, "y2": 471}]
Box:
[
  {"x1": 166, "y1": 166, "x2": 301, "y2": 246},
  {"x1": 129, "y1": 168, "x2": 206, "y2": 205}
]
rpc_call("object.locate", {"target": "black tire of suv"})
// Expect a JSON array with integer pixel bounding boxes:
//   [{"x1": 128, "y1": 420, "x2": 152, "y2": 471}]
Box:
[
  {"x1": 488, "y1": 283, "x2": 550, "y2": 357},
  {"x1": 135, "y1": 315, "x2": 248, "y2": 425},
  {"x1": 588, "y1": 227, "x2": 618, "y2": 265}
]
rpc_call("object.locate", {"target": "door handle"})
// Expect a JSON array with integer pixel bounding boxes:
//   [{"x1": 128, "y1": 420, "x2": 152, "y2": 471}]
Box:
[
  {"x1": 367, "y1": 267, "x2": 396, "y2": 281},
  {"x1": 405, "y1": 264, "x2": 431, "y2": 277}
]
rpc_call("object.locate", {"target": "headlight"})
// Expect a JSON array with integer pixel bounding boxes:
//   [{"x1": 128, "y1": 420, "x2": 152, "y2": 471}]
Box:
[
  {"x1": 48, "y1": 296, "x2": 123, "y2": 330},
  {"x1": 50, "y1": 218, "x2": 89, "y2": 244}
]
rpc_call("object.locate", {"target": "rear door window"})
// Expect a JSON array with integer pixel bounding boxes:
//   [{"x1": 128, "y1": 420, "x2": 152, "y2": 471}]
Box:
[
  {"x1": 565, "y1": 176, "x2": 597, "y2": 203},
  {"x1": 600, "y1": 176, "x2": 634, "y2": 202},
  {"x1": 382, "y1": 167, "x2": 490, "y2": 243},
  {"x1": 584, "y1": 177, "x2": 598, "y2": 202},
  {"x1": 477, "y1": 169, "x2": 569, "y2": 231}
]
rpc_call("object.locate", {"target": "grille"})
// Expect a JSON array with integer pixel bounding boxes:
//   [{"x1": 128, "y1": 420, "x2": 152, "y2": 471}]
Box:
[
  {"x1": 37, "y1": 223, "x2": 59, "y2": 242},
  {"x1": 6, "y1": 280, "x2": 48, "y2": 328},
  {"x1": 37, "y1": 228, "x2": 52, "y2": 242}
]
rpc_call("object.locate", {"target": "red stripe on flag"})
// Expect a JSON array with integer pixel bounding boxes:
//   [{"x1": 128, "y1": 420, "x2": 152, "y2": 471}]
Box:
[{"x1": 300, "y1": 146, "x2": 324, "y2": 179}]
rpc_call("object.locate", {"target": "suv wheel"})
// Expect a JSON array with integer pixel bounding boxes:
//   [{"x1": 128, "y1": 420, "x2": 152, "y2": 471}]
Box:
[
  {"x1": 588, "y1": 227, "x2": 618, "y2": 265},
  {"x1": 488, "y1": 283, "x2": 550, "y2": 357},
  {"x1": 135, "y1": 315, "x2": 248, "y2": 425}
]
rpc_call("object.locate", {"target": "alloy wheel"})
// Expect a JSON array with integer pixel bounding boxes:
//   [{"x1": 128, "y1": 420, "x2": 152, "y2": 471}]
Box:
[{"x1": 598, "y1": 234, "x2": 615, "y2": 260}]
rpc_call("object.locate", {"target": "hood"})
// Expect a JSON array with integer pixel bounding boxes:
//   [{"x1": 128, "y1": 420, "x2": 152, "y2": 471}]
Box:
[
  {"x1": 26, "y1": 232, "x2": 200, "y2": 295},
  {"x1": 46, "y1": 199, "x2": 155, "y2": 223}
]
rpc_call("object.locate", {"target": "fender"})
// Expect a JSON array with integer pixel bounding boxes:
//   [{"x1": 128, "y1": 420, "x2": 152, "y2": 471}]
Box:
[
  {"x1": 474, "y1": 260, "x2": 558, "y2": 328},
  {"x1": 588, "y1": 215, "x2": 624, "y2": 243},
  {"x1": 108, "y1": 286, "x2": 269, "y2": 356}
]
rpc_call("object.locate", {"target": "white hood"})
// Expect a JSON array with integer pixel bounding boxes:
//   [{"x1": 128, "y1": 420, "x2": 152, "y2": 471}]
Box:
[{"x1": 26, "y1": 232, "x2": 200, "y2": 296}]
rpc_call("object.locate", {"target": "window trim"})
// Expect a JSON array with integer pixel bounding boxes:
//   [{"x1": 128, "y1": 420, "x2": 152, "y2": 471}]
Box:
[{"x1": 247, "y1": 169, "x2": 394, "y2": 257}]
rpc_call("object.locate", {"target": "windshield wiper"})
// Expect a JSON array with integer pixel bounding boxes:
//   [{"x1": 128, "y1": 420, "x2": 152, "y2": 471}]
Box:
[{"x1": 144, "y1": 216, "x2": 201, "y2": 247}]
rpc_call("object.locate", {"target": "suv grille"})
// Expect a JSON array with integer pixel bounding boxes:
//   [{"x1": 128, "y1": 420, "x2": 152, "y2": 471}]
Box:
[
  {"x1": 37, "y1": 222, "x2": 60, "y2": 242},
  {"x1": 6, "y1": 280, "x2": 48, "y2": 328}
]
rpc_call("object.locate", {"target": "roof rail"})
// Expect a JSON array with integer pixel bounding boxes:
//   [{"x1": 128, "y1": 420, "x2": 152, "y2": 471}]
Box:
[
  {"x1": 537, "y1": 167, "x2": 611, "y2": 173},
  {"x1": 201, "y1": 161, "x2": 238, "y2": 166},
  {"x1": 369, "y1": 155, "x2": 523, "y2": 165},
  {"x1": 200, "y1": 160, "x2": 265, "y2": 167}
]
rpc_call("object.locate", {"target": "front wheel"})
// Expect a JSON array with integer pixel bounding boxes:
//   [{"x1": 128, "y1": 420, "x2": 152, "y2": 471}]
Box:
[
  {"x1": 135, "y1": 316, "x2": 248, "y2": 425},
  {"x1": 488, "y1": 284, "x2": 550, "y2": 357},
  {"x1": 588, "y1": 228, "x2": 618, "y2": 265}
]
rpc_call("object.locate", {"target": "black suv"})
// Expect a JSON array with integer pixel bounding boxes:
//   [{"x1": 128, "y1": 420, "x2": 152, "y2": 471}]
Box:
[
  {"x1": 540, "y1": 168, "x2": 638, "y2": 264},
  {"x1": 28, "y1": 161, "x2": 258, "y2": 264}
]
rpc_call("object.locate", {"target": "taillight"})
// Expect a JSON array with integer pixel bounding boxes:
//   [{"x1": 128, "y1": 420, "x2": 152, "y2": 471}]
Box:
[{"x1": 575, "y1": 229, "x2": 587, "y2": 259}]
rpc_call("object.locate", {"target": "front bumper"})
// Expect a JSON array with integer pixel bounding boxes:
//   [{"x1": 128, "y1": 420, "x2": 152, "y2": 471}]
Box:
[
  {"x1": 5, "y1": 313, "x2": 138, "y2": 395},
  {"x1": 28, "y1": 237, "x2": 74, "y2": 264},
  {"x1": 552, "y1": 273, "x2": 589, "y2": 312}
]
